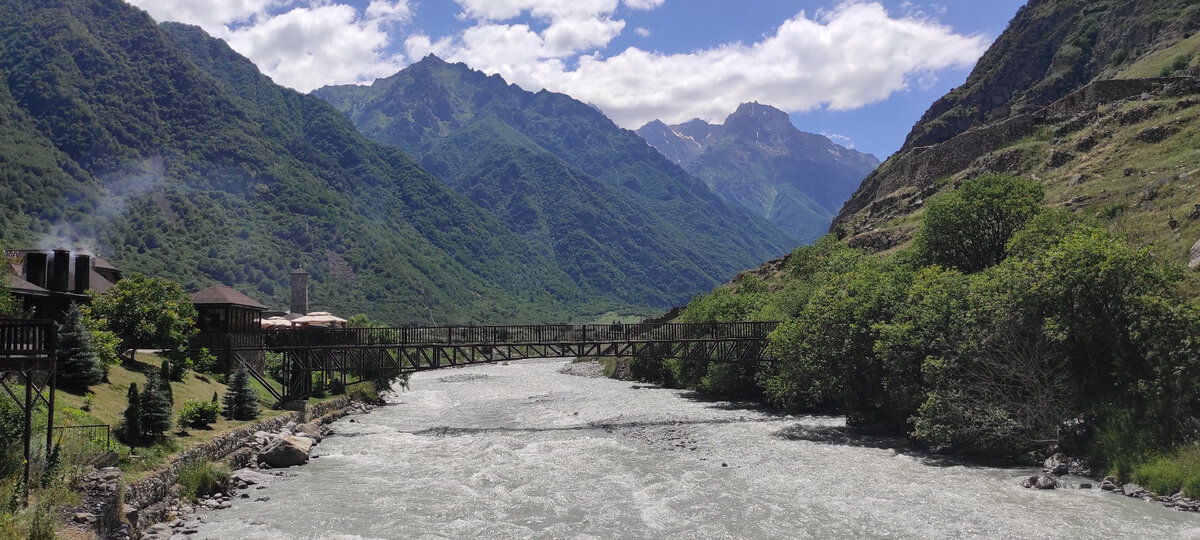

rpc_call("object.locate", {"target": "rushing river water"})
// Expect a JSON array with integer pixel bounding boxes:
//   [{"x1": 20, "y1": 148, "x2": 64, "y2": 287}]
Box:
[{"x1": 190, "y1": 358, "x2": 1200, "y2": 539}]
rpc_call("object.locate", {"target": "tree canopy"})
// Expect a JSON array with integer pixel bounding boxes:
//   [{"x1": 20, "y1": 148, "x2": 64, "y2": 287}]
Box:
[
  {"x1": 86, "y1": 274, "x2": 197, "y2": 361},
  {"x1": 915, "y1": 173, "x2": 1044, "y2": 273}
]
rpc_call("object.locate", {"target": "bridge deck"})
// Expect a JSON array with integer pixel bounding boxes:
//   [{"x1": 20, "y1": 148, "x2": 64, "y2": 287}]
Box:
[
  {"x1": 192, "y1": 322, "x2": 779, "y2": 403},
  {"x1": 194, "y1": 322, "x2": 778, "y2": 352}
]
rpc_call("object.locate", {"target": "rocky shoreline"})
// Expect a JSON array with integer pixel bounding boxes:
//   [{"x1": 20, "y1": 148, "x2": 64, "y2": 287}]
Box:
[
  {"x1": 1016, "y1": 451, "x2": 1200, "y2": 513},
  {"x1": 66, "y1": 396, "x2": 380, "y2": 539}
]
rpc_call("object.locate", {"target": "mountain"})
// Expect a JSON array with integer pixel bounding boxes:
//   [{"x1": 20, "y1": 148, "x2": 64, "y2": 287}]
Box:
[
  {"x1": 0, "y1": 0, "x2": 606, "y2": 324},
  {"x1": 313, "y1": 57, "x2": 793, "y2": 308},
  {"x1": 835, "y1": 0, "x2": 1200, "y2": 269},
  {"x1": 636, "y1": 103, "x2": 879, "y2": 242}
]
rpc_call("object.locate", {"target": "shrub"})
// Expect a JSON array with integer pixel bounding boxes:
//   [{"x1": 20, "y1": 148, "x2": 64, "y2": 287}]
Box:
[
  {"x1": 329, "y1": 380, "x2": 345, "y2": 395},
  {"x1": 192, "y1": 348, "x2": 217, "y2": 374},
  {"x1": 177, "y1": 459, "x2": 230, "y2": 502},
  {"x1": 348, "y1": 382, "x2": 384, "y2": 405},
  {"x1": 915, "y1": 173, "x2": 1043, "y2": 273},
  {"x1": 177, "y1": 400, "x2": 220, "y2": 429}
]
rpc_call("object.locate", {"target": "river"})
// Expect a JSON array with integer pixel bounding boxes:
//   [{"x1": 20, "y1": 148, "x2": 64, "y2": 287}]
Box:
[{"x1": 188, "y1": 358, "x2": 1200, "y2": 539}]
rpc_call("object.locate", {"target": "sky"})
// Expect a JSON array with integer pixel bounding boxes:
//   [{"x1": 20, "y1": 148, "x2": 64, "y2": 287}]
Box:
[{"x1": 126, "y1": 0, "x2": 1027, "y2": 160}]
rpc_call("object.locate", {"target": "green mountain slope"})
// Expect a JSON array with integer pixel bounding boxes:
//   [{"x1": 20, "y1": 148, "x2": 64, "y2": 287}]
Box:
[
  {"x1": 0, "y1": 0, "x2": 594, "y2": 324},
  {"x1": 834, "y1": 0, "x2": 1200, "y2": 273},
  {"x1": 314, "y1": 57, "x2": 794, "y2": 308},
  {"x1": 636, "y1": 103, "x2": 879, "y2": 243}
]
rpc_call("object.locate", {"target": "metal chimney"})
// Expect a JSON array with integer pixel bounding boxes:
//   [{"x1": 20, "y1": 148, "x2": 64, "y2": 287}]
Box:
[
  {"x1": 51, "y1": 250, "x2": 70, "y2": 292},
  {"x1": 74, "y1": 254, "x2": 91, "y2": 293},
  {"x1": 290, "y1": 268, "x2": 308, "y2": 315},
  {"x1": 25, "y1": 252, "x2": 47, "y2": 289}
]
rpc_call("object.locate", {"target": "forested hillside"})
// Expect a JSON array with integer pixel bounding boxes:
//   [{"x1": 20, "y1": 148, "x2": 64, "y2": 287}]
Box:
[
  {"x1": 314, "y1": 57, "x2": 793, "y2": 308},
  {"x1": 0, "y1": 0, "x2": 594, "y2": 324}
]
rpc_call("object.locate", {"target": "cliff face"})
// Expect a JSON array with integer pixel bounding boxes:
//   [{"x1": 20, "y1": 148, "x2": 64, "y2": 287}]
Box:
[{"x1": 834, "y1": 0, "x2": 1200, "y2": 263}]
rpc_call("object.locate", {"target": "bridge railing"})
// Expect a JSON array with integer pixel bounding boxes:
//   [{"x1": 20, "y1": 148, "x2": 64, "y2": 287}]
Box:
[
  {"x1": 0, "y1": 318, "x2": 57, "y2": 370},
  {"x1": 193, "y1": 322, "x2": 778, "y2": 352}
]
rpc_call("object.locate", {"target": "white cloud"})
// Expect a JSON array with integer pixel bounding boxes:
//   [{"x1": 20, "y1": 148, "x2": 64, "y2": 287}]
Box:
[
  {"x1": 453, "y1": 0, "x2": 619, "y2": 21},
  {"x1": 634, "y1": 26, "x2": 650, "y2": 37},
  {"x1": 433, "y1": 1, "x2": 987, "y2": 128},
  {"x1": 821, "y1": 131, "x2": 856, "y2": 149},
  {"x1": 130, "y1": 0, "x2": 988, "y2": 132},
  {"x1": 624, "y1": 0, "x2": 665, "y2": 9},
  {"x1": 128, "y1": 0, "x2": 412, "y2": 91}
]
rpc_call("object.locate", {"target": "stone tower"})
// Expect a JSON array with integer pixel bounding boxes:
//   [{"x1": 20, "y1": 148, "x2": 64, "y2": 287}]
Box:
[{"x1": 290, "y1": 268, "x2": 308, "y2": 315}]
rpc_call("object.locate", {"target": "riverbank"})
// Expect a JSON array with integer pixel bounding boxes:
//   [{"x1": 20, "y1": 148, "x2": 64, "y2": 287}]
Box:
[
  {"x1": 185, "y1": 359, "x2": 1200, "y2": 538},
  {"x1": 65, "y1": 392, "x2": 382, "y2": 539}
]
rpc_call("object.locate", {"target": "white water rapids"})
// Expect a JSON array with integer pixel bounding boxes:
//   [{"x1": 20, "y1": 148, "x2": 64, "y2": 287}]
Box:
[{"x1": 189, "y1": 358, "x2": 1200, "y2": 539}]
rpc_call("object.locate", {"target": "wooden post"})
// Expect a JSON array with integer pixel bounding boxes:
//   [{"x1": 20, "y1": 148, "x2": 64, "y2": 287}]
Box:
[{"x1": 23, "y1": 373, "x2": 31, "y2": 504}]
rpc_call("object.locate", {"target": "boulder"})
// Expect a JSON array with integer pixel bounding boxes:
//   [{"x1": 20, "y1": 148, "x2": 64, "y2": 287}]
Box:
[
  {"x1": 293, "y1": 422, "x2": 323, "y2": 442},
  {"x1": 1043, "y1": 453, "x2": 1070, "y2": 475},
  {"x1": 122, "y1": 503, "x2": 139, "y2": 526},
  {"x1": 1067, "y1": 458, "x2": 1093, "y2": 477},
  {"x1": 231, "y1": 468, "x2": 271, "y2": 487},
  {"x1": 1122, "y1": 483, "x2": 1146, "y2": 497},
  {"x1": 258, "y1": 435, "x2": 314, "y2": 468},
  {"x1": 73, "y1": 512, "x2": 96, "y2": 524},
  {"x1": 1035, "y1": 475, "x2": 1058, "y2": 489},
  {"x1": 1189, "y1": 239, "x2": 1200, "y2": 269}
]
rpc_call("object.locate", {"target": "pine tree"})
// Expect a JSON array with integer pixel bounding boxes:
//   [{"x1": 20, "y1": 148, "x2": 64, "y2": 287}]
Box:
[
  {"x1": 223, "y1": 363, "x2": 258, "y2": 421},
  {"x1": 159, "y1": 359, "x2": 174, "y2": 401},
  {"x1": 122, "y1": 383, "x2": 141, "y2": 446},
  {"x1": 140, "y1": 372, "x2": 173, "y2": 438},
  {"x1": 56, "y1": 304, "x2": 103, "y2": 392}
]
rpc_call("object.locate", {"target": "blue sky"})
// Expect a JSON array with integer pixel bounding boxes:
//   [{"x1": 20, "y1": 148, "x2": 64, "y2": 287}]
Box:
[{"x1": 129, "y1": 0, "x2": 1026, "y2": 160}]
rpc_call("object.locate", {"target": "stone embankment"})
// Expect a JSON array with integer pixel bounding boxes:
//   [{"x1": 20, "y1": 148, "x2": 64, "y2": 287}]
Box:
[{"x1": 69, "y1": 396, "x2": 377, "y2": 539}]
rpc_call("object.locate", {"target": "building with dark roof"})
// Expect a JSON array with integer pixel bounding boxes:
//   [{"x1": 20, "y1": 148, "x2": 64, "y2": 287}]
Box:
[{"x1": 2, "y1": 249, "x2": 122, "y2": 320}]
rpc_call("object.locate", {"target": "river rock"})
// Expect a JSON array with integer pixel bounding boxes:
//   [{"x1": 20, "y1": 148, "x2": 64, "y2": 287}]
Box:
[
  {"x1": 1067, "y1": 457, "x2": 1093, "y2": 476},
  {"x1": 232, "y1": 468, "x2": 266, "y2": 484},
  {"x1": 1043, "y1": 453, "x2": 1070, "y2": 475},
  {"x1": 258, "y1": 435, "x2": 314, "y2": 468},
  {"x1": 1123, "y1": 483, "x2": 1147, "y2": 497},
  {"x1": 293, "y1": 422, "x2": 323, "y2": 442},
  {"x1": 1022, "y1": 475, "x2": 1058, "y2": 489}
]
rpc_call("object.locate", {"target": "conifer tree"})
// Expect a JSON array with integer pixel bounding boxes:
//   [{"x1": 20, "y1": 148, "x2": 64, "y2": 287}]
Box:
[
  {"x1": 159, "y1": 359, "x2": 174, "y2": 401},
  {"x1": 223, "y1": 363, "x2": 258, "y2": 421},
  {"x1": 140, "y1": 372, "x2": 173, "y2": 438},
  {"x1": 56, "y1": 304, "x2": 103, "y2": 392},
  {"x1": 122, "y1": 383, "x2": 141, "y2": 446}
]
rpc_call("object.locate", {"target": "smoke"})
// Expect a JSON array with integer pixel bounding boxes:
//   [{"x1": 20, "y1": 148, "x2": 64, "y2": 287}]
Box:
[{"x1": 34, "y1": 154, "x2": 169, "y2": 256}]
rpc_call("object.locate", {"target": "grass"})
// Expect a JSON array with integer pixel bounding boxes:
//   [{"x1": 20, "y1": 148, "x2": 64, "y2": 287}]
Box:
[
  {"x1": 177, "y1": 458, "x2": 230, "y2": 502},
  {"x1": 1116, "y1": 31, "x2": 1200, "y2": 79},
  {"x1": 1131, "y1": 444, "x2": 1200, "y2": 497}
]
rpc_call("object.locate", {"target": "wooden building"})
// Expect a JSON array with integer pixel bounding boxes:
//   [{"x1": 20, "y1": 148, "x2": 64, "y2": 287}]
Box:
[
  {"x1": 191, "y1": 285, "x2": 268, "y2": 373},
  {"x1": 2, "y1": 249, "x2": 121, "y2": 321}
]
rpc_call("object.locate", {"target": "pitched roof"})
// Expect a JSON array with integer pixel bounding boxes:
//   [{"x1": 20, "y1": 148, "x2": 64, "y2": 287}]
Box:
[
  {"x1": 191, "y1": 285, "x2": 268, "y2": 310},
  {"x1": 8, "y1": 275, "x2": 49, "y2": 296}
]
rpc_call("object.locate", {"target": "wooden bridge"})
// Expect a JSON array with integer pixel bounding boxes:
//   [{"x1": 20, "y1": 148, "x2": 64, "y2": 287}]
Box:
[{"x1": 192, "y1": 322, "x2": 778, "y2": 403}]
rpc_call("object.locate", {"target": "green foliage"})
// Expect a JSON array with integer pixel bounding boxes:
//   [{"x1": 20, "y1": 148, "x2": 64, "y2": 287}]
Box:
[
  {"x1": 0, "y1": 400, "x2": 22, "y2": 479},
  {"x1": 177, "y1": 399, "x2": 220, "y2": 429},
  {"x1": 55, "y1": 303, "x2": 103, "y2": 392},
  {"x1": 192, "y1": 348, "x2": 217, "y2": 374},
  {"x1": 264, "y1": 352, "x2": 283, "y2": 381},
  {"x1": 347, "y1": 382, "x2": 385, "y2": 405},
  {"x1": 139, "y1": 373, "x2": 173, "y2": 439},
  {"x1": 222, "y1": 363, "x2": 258, "y2": 421},
  {"x1": 1130, "y1": 445, "x2": 1200, "y2": 497},
  {"x1": 86, "y1": 274, "x2": 197, "y2": 361},
  {"x1": 159, "y1": 360, "x2": 174, "y2": 400},
  {"x1": 1109, "y1": 48, "x2": 1128, "y2": 65},
  {"x1": 177, "y1": 458, "x2": 230, "y2": 502},
  {"x1": 914, "y1": 174, "x2": 1044, "y2": 273},
  {"x1": 120, "y1": 383, "x2": 140, "y2": 446}
]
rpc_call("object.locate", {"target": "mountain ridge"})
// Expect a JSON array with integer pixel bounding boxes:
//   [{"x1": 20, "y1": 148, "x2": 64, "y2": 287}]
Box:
[
  {"x1": 314, "y1": 55, "x2": 794, "y2": 308},
  {"x1": 636, "y1": 102, "x2": 879, "y2": 243}
]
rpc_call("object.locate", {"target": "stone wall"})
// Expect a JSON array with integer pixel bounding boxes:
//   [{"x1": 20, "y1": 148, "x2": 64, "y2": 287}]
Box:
[{"x1": 126, "y1": 397, "x2": 350, "y2": 510}]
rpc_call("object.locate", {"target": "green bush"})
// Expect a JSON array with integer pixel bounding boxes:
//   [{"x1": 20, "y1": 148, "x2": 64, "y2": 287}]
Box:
[
  {"x1": 329, "y1": 380, "x2": 346, "y2": 395},
  {"x1": 177, "y1": 399, "x2": 220, "y2": 429},
  {"x1": 914, "y1": 173, "x2": 1043, "y2": 273},
  {"x1": 347, "y1": 382, "x2": 384, "y2": 405},
  {"x1": 177, "y1": 459, "x2": 230, "y2": 502},
  {"x1": 1130, "y1": 445, "x2": 1200, "y2": 497}
]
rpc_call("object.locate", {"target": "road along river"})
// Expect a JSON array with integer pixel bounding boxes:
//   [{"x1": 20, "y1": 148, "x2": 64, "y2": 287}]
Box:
[{"x1": 189, "y1": 358, "x2": 1200, "y2": 539}]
